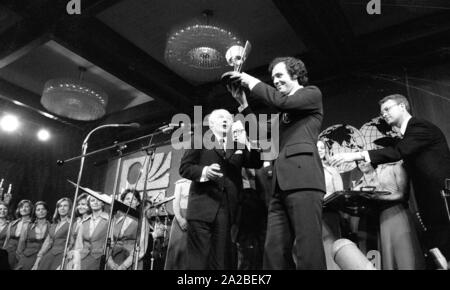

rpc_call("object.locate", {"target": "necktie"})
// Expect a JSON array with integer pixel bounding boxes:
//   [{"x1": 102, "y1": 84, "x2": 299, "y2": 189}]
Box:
[{"x1": 218, "y1": 138, "x2": 225, "y2": 150}]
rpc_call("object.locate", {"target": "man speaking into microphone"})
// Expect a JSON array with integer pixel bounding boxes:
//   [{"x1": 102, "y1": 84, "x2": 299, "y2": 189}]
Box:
[{"x1": 179, "y1": 109, "x2": 262, "y2": 270}]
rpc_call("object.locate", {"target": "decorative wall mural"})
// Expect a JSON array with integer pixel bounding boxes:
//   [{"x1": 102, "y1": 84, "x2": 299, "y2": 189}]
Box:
[
  {"x1": 119, "y1": 150, "x2": 172, "y2": 202},
  {"x1": 319, "y1": 124, "x2": 366, "y2": 173}
]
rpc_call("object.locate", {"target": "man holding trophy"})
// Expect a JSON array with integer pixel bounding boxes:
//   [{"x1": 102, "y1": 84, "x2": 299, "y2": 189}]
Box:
[{"x1": 223, "y1": 51, "x2": 327, "y2": 270}]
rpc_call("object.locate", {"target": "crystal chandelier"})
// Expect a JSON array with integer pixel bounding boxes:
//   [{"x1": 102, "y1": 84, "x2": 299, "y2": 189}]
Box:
[
  {"x1": 41, "y1": 67, "x2": 108, "y2": 121},
  {"x1": 165, "y1": 10, "x2": 242, "y2": 83}
]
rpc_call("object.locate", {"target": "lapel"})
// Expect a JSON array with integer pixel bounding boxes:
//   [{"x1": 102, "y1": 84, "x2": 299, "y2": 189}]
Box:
[
  {"x1": 122, "y1": 218, "x2": 137, "y2": 238},
  {"x1": 113, "y1": 214, "x2": 126, "y2": 238},
  {"x1": 43, "y1": 220, "x2": 50, "y2": 238},
  {"x1": 91, "y1": 214, "x2": 107, "y2": 241},
  {"x1": 212, "y1": 133, "x2": 226, "y2": 159},
  {"x1": 225, "y1": 136, "x2": 235, "y2": 159},
  {"x1": 403, "y1": 117, "x2": 417, "y2": 137},
  {"x1": 54, "y1": 220, "x2": 69, "y2": 238}
]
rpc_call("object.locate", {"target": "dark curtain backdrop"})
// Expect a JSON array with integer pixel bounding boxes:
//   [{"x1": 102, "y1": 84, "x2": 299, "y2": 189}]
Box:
[{"x1": 407, "y1": 62, "x2": 450, "y2": 143}]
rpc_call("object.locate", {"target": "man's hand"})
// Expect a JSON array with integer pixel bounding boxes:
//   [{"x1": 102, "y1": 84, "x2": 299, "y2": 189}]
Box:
[
  {"x1": 329, "y1": 152, "x2": 364, "y2": 167},
  {"x1": 224, "y1": 71, "x2": 260, "y2": 90},
  {"x1": 226, "y1": 83, "x2": 248, "y2": 107},
  {"x1": 206, "y1": 163, "x2": 223, "y2": 180},
  {"x1": 178, "y1": 217, "x2": 188, "y2": 231}
]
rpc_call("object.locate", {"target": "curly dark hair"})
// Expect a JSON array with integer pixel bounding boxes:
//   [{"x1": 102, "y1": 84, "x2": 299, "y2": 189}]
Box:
[
  {"x1": 268, "y1": 57, "x2": 308, "y2": 86},
  {"x1": 120, "y1": 189, "x2": 141, "y2": 204}
]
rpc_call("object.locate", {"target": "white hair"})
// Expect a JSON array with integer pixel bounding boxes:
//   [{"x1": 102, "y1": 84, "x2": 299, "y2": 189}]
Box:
[{"x1": 208, "y1": 109, "x2": 232, "y2": 128}]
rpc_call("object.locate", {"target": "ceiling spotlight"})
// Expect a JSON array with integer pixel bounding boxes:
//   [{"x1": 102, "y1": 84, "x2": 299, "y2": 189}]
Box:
[
  {"x1": 0, "y1": 115, "x2": 20, "y2": 132},
  {"x1": 37, "y1": 129, "x2": 51, "y2": 141}
]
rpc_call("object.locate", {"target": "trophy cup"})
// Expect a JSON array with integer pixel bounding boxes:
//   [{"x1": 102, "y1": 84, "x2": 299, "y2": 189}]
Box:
[{"x1": 221, "y1": 41, "x2": 252, "y2": 85}]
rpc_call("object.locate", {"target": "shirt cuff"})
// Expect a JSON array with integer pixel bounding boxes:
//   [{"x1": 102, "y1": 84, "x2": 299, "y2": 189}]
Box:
[
  {"x1": 238, "y1": 104, "x2": 248, "y2": 112},
  {"x1": 199, "y1": 166, "x2": 209, "y2": 182},
  {"x1": 247, "y1": 76, "x2": 261, "y2": 91},
  {"x1": 361, "y1": 151, "x2": 371, "y2": 162}
]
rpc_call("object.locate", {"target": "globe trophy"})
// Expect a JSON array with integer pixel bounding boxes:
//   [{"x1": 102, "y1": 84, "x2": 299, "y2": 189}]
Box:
[{"x1": 221, "y1": 41, "x2": 251, "y2": 85}]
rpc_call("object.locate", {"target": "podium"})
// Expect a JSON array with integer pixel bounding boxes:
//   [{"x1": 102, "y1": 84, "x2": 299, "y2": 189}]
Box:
[
  {"x1": 323, "y1": 189, "x2": 388, "y2": 269},
  {"x1": 323, "y1": 190, "x2": 389, "y2": 216}
]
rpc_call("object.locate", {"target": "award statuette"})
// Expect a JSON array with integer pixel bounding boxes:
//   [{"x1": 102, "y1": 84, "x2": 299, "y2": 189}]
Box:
[{"x1": 221, "y1": 41, "x2": 252, "y2": 85}]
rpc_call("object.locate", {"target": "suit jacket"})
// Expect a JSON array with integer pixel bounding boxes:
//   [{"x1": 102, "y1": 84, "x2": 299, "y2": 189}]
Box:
[
  {"x1": 248, "y1": 82, "x2": 326, "y2": 193},
  {"x1": 111, "y1": 215, "x2": 138, "y2": 258},
  {"x1": 76, "y1": 214, "x2": 109, "y2": 259},
  {"x1": 20, "y1": 221, "x2": 50, "y2": 257},
  {"x1": 179, "y1": 132, "x2": 262, "y2": 224},
  {"x1": 369, "y1": 117, "x2": 450, "y2": 227},
  {"x1": 47, "y1": 221, "x2": 70, "y2": 255},
  {"x1": 0, "y1": 221, "x2": 9, "y2": 248}
]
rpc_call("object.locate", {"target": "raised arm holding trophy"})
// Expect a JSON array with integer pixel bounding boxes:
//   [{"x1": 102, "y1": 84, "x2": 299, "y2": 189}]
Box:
[{"x1": 222, "y1": 49, "x2": 327, "y2": 269}]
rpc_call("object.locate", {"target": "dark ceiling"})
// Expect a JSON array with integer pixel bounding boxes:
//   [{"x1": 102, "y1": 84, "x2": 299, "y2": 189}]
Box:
[{"x1": 1, "y1": 0, "x2": 450, "y2": 141}]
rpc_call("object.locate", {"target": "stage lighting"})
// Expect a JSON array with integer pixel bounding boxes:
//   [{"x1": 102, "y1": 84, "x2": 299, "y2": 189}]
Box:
[
  {"x1": 37, "y1": 129, "x2": 50, "y2": 141},
  {"x1": 0, "y1": 115, "x2": 20, "y2": 132}
]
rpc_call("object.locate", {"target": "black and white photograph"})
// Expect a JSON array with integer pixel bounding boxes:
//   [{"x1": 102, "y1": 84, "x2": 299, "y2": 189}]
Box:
[{"x1": 0, "y1": 0, "x2": 450, "y2": 277}]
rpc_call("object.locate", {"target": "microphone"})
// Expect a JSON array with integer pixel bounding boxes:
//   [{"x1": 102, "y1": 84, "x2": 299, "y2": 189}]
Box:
[
  {"x1": 158, "y1": 122, "x2": 184, "y2": 133},
  {"x1": 112, "y1": 122, "x2": 140, "y2": 128}
]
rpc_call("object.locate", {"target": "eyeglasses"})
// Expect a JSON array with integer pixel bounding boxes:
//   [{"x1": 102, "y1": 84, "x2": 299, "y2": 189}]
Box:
[
  {"x1": 380, "y1": 103, "x2": 399, "y2": 116},
  {"x1": 232, "y1": 129, "x2": 245, "y2": 135}
]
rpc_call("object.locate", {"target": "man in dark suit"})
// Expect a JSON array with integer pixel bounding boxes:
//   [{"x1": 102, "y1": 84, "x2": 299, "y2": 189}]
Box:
[
  {"x1": 225, "y1": 57, "x2": 327, "y2": 269},
  {"x1": 331, "y1": 94, "x2": 450, "y2": 259},
  {"x1": 179, "y1": 109, "x2": 262, "y2": 270}
]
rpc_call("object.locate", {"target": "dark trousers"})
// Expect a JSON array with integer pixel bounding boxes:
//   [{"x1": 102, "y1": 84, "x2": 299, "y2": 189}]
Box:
[
  {"x1": 187, "y1": 203, "x2": 235, "y2": 270},
  {"x1": 263, "y1": 189, "x2": 326, "y2": 270}
]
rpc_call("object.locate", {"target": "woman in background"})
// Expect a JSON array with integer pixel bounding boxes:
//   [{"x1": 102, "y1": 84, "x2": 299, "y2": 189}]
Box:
[
  {"x1": 0, "y1": 201, "x2": 10, "y2": 248},
  {"x1": 164, "y1": 178, "x2": 191, "y2": 270},
  {"x1": 16, "y1": 201, "x2": 50, "y2": 270},
  {"x1": 3, "y1": 199, "x2": 33, "y2": 268},
  {"x1": 107, "y1": 189, "x2": 146, "y2": 270},
  {"x1": 64, "y1": 193, "x2": 90, "y2": 270},
  {"x1": 74, "y1": 195, "x2": 109, "y2": 270},
  {"x1": 34, "y1": 197, "x2": 72, "y2": 270},
  {"x1": 317, "y1": 140, "x2": 343, "y2": 270},
  {"x1": 71, "y1": 193, "x2": 90, "y2": 246},
  {"x1": 0, "y1": 201, "x2": 10, "y2": 270},
  {"x1": 354, "y1": 159, "x2": 425, "y2": 269}
]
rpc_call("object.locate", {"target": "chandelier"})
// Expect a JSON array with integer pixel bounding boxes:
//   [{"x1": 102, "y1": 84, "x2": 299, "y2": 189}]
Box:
[
  {"x1": 41, "y1": 67, "x2": 108, "y2": 121},
  {"x1": 165, "y1": 10, "x2": 242, "y2": 83}
]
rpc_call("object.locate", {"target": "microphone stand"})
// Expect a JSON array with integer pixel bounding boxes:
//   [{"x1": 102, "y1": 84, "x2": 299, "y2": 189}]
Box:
[
  {"x1": 57, "y1": 131, "x2": 169, "y2": 165},
  {"x1": 99, "y1": 144, "x2": 125, "y2": 270},
  {"x1": 132, "y1": 131, "x2": 158, "y2": 270},
  {"x1": 58, "y1": 124, "x2": 173, "y2": 270},
  {"x1": 61, "y1": 124, "x2": 127, "y2": 269}
]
